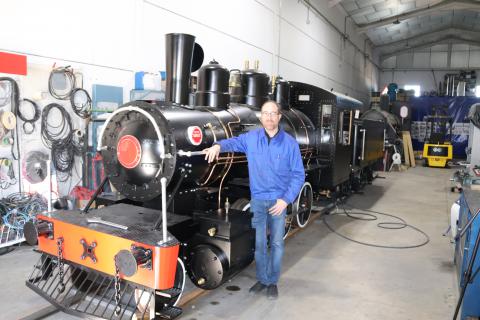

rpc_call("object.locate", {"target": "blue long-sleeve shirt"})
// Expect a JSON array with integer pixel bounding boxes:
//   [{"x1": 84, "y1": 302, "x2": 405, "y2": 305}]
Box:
[{"x1": 217, "y1": 128, "x2": 305, "y2": 204}]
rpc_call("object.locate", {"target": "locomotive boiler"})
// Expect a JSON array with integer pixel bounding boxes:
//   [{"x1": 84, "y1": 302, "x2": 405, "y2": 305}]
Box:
[{"x1": 24, "y1": 33, "x2": 320, "y2": 320}]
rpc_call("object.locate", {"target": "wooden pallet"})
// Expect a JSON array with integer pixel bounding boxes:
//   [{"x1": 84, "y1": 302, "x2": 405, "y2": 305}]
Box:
[{"x1": 402, "y1": 131, "x2": 416, "y2": 168}]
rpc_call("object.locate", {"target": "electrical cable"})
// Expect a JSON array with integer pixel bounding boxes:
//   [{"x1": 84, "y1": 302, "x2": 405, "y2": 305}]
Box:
[
  {"x1": 48, "y1": 66, "x2": 76, "y2": 100},
  {"x1": 41, "y1": 103, "x2": 76, "y2": 180},
  {"x1": 70, "y1": 88, "x2": 92, "y2": 119},
  {"x1": 18, "y1": 98, "x2": 41, "y2": 134},
  {"x1": 41, "y1": 103, "x2": 73, "y2": 148},
  {"x1": 0, "y1": 192, "x2": 47, "y2": 230},
  {"x1": 322, "y1": 203, "x2": 430, "y2": 249}
]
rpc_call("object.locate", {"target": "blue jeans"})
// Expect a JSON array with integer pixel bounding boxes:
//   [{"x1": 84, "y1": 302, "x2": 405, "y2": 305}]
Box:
[{"x1": 250, "y1": 198, "x2": 286, "y2": 285}]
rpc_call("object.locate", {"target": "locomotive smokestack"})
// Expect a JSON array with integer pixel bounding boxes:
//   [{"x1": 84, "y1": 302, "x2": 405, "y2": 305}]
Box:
[{"x1": 165, "y1": 33, "x2": 196, "y2": 105}]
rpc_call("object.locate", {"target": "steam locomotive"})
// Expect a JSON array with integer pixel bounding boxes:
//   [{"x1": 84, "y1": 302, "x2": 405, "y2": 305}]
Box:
[{"x1": 24, "y1": 33, "x2": 386, "y2": 320}]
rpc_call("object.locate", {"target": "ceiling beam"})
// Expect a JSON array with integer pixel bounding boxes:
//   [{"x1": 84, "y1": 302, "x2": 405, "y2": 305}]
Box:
[
  {"x1": 328, "y1": 0, "x2": 343, "y2": 8},
  {"x1": 380, "y1": 36, "x2": 480, "y2": 60},
  {"x1": 357, "y1": 0, "x2": 480, "y2": 33},
  {"x1": 376, "y1": 27, "x2": 480, "y2": 51}
]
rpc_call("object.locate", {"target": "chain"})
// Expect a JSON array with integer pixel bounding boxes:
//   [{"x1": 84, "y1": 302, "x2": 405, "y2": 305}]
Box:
[
  {"x1": 114, "y1": 260, "x2": 121, "y2": 316},
  {"x1": 56, "y1": 237, "x2": 65, "y2": 293}
]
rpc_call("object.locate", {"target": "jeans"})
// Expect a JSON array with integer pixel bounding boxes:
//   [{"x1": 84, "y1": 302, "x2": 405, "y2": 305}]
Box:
[{"x1": 250, "y1": 198, "x2": 286, "y2": 285}]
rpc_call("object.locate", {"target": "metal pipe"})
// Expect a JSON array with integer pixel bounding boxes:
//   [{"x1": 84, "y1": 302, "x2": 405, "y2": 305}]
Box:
[
  {"x1": 82, "y1": 177, "x2": 109, "y2": 214},
  {"x1": 47, "y1": 160, "x2": 52, "y2": 213},
  {"x1": 161, "y1": 177, "x2": 168, "y2": 243},
  {"x1": 165, "y1": 33, "x2": 195, "y2": 105},
  {"x1": 383, "y1": 129, "x2": 386, "y2": 151},
  {"x1": 352, "y1": 124, "x2": 358, "y2": 165},
  {"x1": 446, "y1": 75, "x2": 450, "y2": 96},
  {"x1": 360, "y1": 129, "x2": 366, "y2": 160},
  {"x1": 154, "y1": 170, "x2": 186, "y2": 230}
]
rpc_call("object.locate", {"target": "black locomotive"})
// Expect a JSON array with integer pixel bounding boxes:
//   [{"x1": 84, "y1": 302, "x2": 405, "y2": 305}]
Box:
[{"x1": 25, "y1": 33, "x2": 386, "y2": 320}]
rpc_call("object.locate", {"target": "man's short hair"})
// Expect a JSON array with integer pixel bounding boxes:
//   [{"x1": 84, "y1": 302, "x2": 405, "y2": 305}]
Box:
[{"x1": 261, "y1": 100, "x2": 282, "y2": 112}]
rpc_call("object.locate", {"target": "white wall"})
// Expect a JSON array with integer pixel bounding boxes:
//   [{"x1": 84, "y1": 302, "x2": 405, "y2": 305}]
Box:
[
  {"x1": 1, "y1": 0, "x2": 378, "y2": 102},
  {"x1": 0, "y1": 0, "x2": 378, "y2": 197},
  {"x1": 379, "y1": 69, "x2": 480, "y2": 93},
  {"x1": 379, "y1": 43, "x2": 480, "y2": 93}
]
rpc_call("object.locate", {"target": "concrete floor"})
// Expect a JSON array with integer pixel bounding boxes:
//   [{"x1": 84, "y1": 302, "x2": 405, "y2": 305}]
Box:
[{"x1": 0, "y1": 165, "x2": 459, "y2": 320}]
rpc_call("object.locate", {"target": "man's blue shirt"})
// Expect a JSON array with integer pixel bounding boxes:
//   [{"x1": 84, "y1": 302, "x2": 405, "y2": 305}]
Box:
[{"x1": 217, "y1": 128, "x2": 305, "y2": 204}]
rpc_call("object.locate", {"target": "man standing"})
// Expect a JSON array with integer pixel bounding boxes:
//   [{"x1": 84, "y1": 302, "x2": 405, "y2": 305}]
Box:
[{"x1": 203, "y1": 100, "x2": 305, "y2": 300}]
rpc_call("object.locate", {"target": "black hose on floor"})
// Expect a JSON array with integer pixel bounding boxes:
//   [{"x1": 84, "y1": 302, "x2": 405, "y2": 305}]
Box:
[{"x1": 322, "y1": 203, "x2": 430, "y2": 249}]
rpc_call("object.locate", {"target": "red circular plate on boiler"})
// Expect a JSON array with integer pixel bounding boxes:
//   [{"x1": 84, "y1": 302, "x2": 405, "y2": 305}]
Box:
[{"x1": 117, "y1": 135, "x2": 142, "y2": 169}]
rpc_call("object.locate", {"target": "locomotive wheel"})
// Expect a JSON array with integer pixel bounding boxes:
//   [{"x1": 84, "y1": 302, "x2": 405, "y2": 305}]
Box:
[
  {"x1": 283, "y1": 215, "x2": 293, "y2": 240},
  {"x1": 231, "y1": 198, "x2": 250, "y2": 212},
  {"x1": 294, "y1": 182, "x2": 313, "y2": 228},
  {"x1": 171, "y1": 257, "x2": 186, "y2": 306},
  {"x1": 135, "y1": 257, "x2": 186, "y2": 315}
]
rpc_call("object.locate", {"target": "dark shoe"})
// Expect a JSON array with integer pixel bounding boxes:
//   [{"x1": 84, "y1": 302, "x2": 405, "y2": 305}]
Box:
[
  {"x1": 267, "y1": 284, "x2": 278, "y2": 300},
  {"x1": 249, "y1": 281, "x2": 267, "y2": 295}
]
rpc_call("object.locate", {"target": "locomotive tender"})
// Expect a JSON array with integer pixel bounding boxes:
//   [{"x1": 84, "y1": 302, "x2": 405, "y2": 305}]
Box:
[{"x1": 24, "y1": 33, "x2": 385, "y2": 320}]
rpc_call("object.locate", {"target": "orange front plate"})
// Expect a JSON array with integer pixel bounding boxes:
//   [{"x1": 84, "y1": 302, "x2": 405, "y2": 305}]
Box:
[{"x1": 36, "y1": 214, "x2": 179, "y2": 290}]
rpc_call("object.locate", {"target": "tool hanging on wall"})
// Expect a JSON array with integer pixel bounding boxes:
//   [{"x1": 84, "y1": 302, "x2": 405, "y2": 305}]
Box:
[
  {"x1": 0, "y1": 158, "x2": 17, "y2": 189},
  {"x1": 18, "y1": 98, "x2": 41, "y2": 134},
  {"x1": 0, "y1": 81, "x2": 12, "y2": 107},
  {"x1": 0, "y1": 77, "x2": 21, "y2": 193},
  {"x1": 22, "y1": 151, "x2": 49, "y2": 184},
  {"x1": 0, "y1": 111, "x2": 17, "y2": 131}
]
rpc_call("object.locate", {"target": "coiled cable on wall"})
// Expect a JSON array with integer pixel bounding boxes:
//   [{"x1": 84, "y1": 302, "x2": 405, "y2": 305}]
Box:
[
  {"x1": 70, "y1": 88, "x2": 92, "y2": 119},
  {"x1": 41, "y1": 103, "x2": 73, "y2": 148},
  {"x1": 48, "y1": 66, "x2": 76, "y2": 100},
  {"x1": 41, "y1": 103, "x2": 75, "y2": 180},
  {"x1": 18, "y1": 98, "x2": 41, "y2": 134}
]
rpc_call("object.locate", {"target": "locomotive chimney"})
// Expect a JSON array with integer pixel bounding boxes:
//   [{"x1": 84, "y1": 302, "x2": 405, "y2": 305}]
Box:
[
  {"x1": 273, "y1": 76, "x2": 290, "y2": 110},
  {"x1": 165, "y1": 33, "x2": 196, "y2": 105}
]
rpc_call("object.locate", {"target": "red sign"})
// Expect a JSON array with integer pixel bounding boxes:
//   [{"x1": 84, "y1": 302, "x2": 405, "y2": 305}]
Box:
[
  {"x1": 0, "y1": 52, "x2": 27, "y2": 75},
  {"x1": 188, "y1": 126, "x2": 203, "y2": 146},
  {"x1": 117, "y1": 135, "x2": 142, "y2": 169}
]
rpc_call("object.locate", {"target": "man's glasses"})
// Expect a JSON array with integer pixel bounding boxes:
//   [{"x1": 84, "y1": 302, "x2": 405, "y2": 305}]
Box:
[{"x1": 261, "y1": 111, "x2": 279, "y2": 117}]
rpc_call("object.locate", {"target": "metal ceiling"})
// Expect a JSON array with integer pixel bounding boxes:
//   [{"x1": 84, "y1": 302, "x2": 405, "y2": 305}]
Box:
[{"x1": 336, "y1": 0, "x2": 480, "y2": 58}]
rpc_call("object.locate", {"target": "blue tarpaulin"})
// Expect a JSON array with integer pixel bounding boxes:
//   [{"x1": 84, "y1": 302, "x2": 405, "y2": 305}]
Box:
[{"x1": 410, "y1": 97, "x2": 480, "y2": 158}]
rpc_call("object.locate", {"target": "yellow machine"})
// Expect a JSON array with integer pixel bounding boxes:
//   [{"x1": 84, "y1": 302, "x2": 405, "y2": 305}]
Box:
[
  {"x1": 423, "y1": 142, "x2": 453, "y2": 167},
  {"x1": 423, "y1": 106, "x2": 453, "y2": 168}
]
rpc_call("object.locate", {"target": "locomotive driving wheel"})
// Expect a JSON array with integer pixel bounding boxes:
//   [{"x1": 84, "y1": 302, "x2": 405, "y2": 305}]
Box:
[
  {"x1": 283, "y1": 215, "x2": 293, "y2": 239},
  {"x1": 231, "y1": 198, "x2": 251, "y2": 212},
  {"x1": 233, "y1": 198, "x2": 292, "y2": 239},
  {"x1": 294, "y1": 182, "x2": 313, "y2": 228},
  {"x1": 135, "y1": 257, "x2": 186, "y2": 316}
]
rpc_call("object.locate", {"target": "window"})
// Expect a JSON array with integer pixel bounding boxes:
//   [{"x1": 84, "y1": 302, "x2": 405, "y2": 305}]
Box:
[
  {"x1": 476, "y1": 85, "x2": 480, "y2": 98},
  {"x1": 404, "y1": 85, "x2": 421, "y2": 97},
  {"x1": 320, "y1": 104, "x2": 332, "y2": 144},
  {"x1": 338, "y1": 110, "x2": 353, "y2": 146}
]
